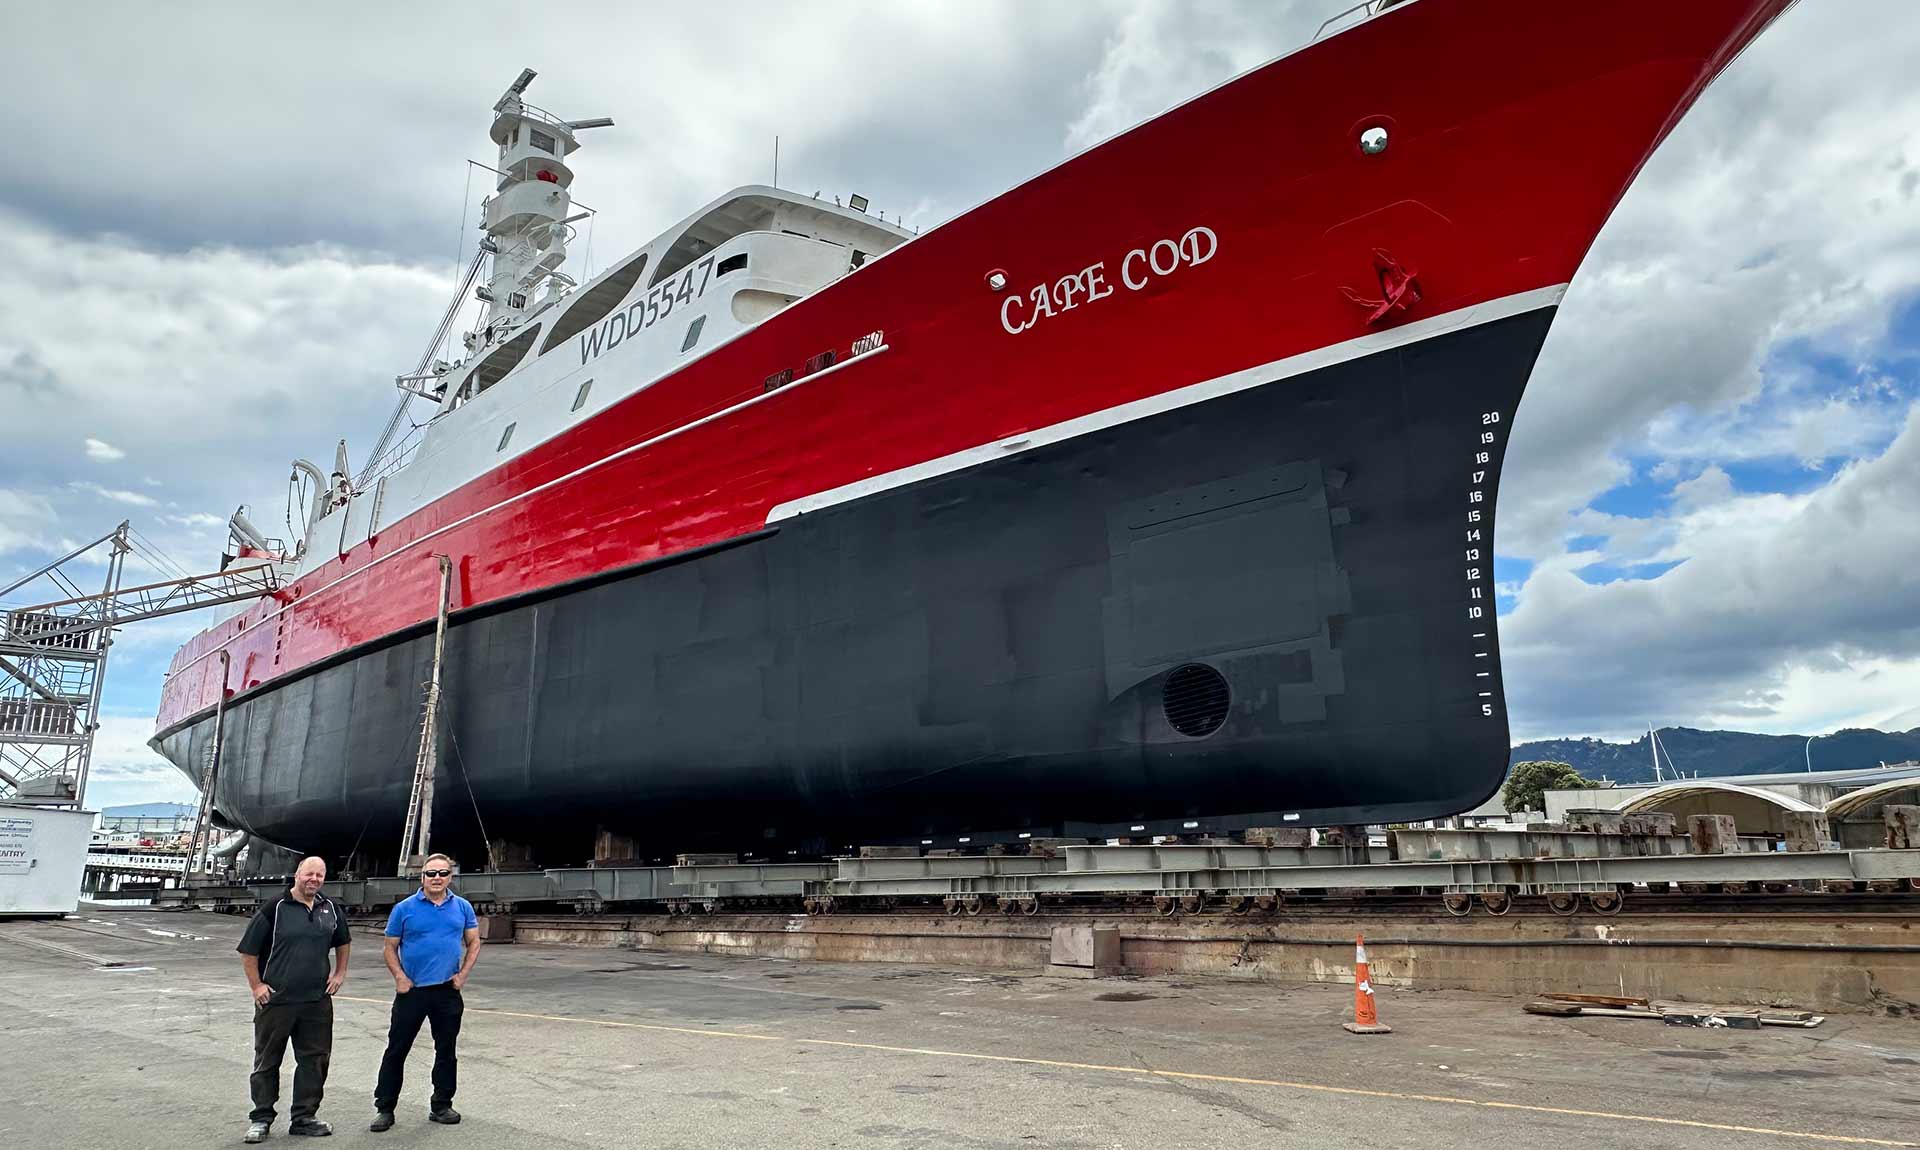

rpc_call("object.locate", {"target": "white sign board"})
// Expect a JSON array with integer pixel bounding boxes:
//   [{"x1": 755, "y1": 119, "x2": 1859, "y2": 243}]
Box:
[{"x1": 0, "y1": 815, "x2": 34, "y2": 874}]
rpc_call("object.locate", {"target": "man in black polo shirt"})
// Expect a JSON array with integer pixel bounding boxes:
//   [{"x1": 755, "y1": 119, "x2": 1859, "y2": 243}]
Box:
[{"x1": 236, "y1": 855, "x2": 352, "y2": 1142}]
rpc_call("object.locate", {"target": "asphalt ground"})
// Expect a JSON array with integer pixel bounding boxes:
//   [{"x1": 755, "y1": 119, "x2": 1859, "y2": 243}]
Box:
[{"x1": 1, "y1": 908, "x2": 1916, "y2": 1149}]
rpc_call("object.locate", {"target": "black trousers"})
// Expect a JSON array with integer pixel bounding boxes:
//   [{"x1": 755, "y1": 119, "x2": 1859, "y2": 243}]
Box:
[
  {"x1": 250, "y1": 997, "x2": 333, "y2": 1123},
  {"x1": 373, "y1": 982, "x2": 463, "y2": 1112}
]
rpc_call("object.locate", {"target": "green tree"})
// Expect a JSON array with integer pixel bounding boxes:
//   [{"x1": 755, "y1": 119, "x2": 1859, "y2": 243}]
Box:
[{"x1": 1501, "y1": 760, "x2": 1596, "y2": 816}]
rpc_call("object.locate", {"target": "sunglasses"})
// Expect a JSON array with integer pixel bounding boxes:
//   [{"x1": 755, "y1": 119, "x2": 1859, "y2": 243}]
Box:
[{"x1": 421, "y1": 869, "x2": 452, "y2": 878}]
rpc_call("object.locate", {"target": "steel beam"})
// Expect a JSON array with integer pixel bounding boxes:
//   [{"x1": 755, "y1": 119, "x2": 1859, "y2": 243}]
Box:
[
  {"x1": 825, "y1": 849, "x2": 1920, "y2": 897},
  {"x1": 672, "y1": 863, "x2": 835, "y2": 886},
  {"x1": 3, "y1": 562, "x2": 280, "y2": 648},
  {"x1": 161, "y1": 850, "x2": 1920, "y2": 912},
  {"x1": 832, "y1": 855, "x2": 1065, "y2": 882},
  {"x1": 1062, "y1": 845, "x2": 1392, "y2": 872}
]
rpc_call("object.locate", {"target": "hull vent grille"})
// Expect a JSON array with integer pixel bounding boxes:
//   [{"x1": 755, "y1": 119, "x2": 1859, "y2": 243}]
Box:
[{"x1": 1163, "y1": 664, "x2": 1230, "y2": 737}]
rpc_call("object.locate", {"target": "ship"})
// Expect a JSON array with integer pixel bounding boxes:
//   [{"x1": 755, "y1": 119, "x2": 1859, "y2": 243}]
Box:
[{"x1": 154, "y1": 0, "x2": 1792, "y2": 868}]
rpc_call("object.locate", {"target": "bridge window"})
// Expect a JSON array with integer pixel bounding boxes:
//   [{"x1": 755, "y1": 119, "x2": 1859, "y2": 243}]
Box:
[
  {"x1": 717, "y1": 253, "x2": 748, "y2": 277},
  {"x1": 467, "y1": 326, "x2": 541, "y2": 400},
  {"x1": 539, "y1": 253, "x2": 651, "y2": 354}
]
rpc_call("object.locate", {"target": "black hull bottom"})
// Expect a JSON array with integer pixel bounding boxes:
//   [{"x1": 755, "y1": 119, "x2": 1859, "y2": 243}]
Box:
[{"x1": 158, "y1": 306, "x2": 1552, "y2": 866}]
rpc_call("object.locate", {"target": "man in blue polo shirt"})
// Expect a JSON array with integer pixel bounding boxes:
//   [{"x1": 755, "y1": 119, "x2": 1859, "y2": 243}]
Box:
[{"x1": 370, "y1": 852, "x2": 480, "y2": 1133}]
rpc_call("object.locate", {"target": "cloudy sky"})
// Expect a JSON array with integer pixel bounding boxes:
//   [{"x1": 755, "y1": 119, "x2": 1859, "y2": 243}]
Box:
[{"x1": 2, "y1": 1, "x2": 1916, "y2": 810}]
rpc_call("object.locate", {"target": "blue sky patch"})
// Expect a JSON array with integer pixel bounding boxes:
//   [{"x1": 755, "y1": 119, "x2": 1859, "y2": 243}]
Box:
[
  {"x1": 1719, "y1": 457, "x2": 1829, "y2": 497},
  {"x1": 1585, "y1": 468, "x2": 1668, "y2": 518},
  {"x1": 1493, "y1": 556, "x2": 1532, "y2": 614},
  {"x1": 1574, "y1": 558, "x2": 1686, "y2": 586}
]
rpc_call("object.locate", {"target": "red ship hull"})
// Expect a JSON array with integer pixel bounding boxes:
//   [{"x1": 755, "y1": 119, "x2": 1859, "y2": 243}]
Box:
[{"x1": 155, "y1": 0, "x2": 1788, "y2": 863}]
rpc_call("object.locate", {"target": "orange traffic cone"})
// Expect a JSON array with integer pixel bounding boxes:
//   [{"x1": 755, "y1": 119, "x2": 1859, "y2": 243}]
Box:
[{"x1": 1342, "y1": 933, "x2": 1393, "y2": 1034}]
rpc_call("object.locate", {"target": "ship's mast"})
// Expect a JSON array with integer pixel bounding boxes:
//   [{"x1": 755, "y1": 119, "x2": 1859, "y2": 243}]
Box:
[
  {"x1": 360, "y1": 70, "x2": 611, "y2": 486},
  {"x1": 470, "y1": 69, "x2": 612, "y2": 344}
]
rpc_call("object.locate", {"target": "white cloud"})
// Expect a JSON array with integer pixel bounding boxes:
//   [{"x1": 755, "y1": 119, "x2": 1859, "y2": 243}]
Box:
[
  {"x1": 0, "y1": 487, "x2": 56, "y2": 557},
  {"x1": 1880, "y1": 700, "x2": 1920, "y2": 732},
  {"x1": 83, "y1": 437, "x2": 125, "y2": 461},
  {"x1": 1669, "y1": 465, "x2": 1735, "y2": 512},
  {"x1": 68, "y1": 480, "x2": 157, "y2": 507},
  {"x1": 1477, "y1": 1, "x2": 1920, "y2": 743},
  {"x1": 1503, "y1": 404, "x2": 1920, "y2": 740},
  {"x1": 83, "y1": 714, "x2": 199, "y2": 809},
  {"x1": 1500, "y1": 0, "x2": 1920, "y2": 562},
  {"x1": 0, "y1": 3, "x2": 1116, "y2": 263},
  {"x1": 0, "y1": 215, "x2": 451, "y2": 581},
  {"x1": 1066, "y1": 2, "x2": 1314, "y2": 152}
]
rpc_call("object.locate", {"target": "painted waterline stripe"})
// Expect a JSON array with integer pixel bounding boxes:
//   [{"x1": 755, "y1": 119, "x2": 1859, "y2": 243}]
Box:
[{"x1": 767, "y1": 281, "x2": 1567, "y2": 522}]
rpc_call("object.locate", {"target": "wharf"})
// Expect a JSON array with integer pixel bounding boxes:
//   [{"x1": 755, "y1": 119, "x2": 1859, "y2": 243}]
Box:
[{"x1": 4, "y1": 909, "x2": 1919, "y2": 1149}]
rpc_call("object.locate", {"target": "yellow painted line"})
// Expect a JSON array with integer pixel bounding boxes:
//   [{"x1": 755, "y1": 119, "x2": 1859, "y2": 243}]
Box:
[{"x1": 330, "y1": 996, "x2": 1915, "y2": 1148}]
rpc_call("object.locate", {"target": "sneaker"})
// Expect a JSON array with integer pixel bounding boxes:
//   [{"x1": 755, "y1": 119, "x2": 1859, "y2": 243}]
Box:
[
  {"x1": 288, "y1": 1119, "x2": 332, "y2": 1137},
  {"x1": 243, "y1": 1122, "x2": 270, "y2": 1144},
  {"x1": 428, "y1": 1107, "x2": 462, "y2": 1125},
  {"x1": 369, "y1": 1111, "x2": 394, "y2": 1132}
]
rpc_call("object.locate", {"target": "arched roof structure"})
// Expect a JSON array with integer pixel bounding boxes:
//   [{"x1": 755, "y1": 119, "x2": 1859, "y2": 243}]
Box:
[
  {"x1": 1824, "y1": 776, "x2": 1920, "y2": 819},
  {"x1": 1611, "y1": 780, "x2": 1819, "y2": 835},
  {"x1": 1824, "y1": 777, "x2": 1920, "y2": 848}
]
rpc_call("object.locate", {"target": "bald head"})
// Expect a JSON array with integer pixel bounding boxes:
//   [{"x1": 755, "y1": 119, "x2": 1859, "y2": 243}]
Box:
[{"x1": 293, "y1": 855, "x2": 327, "y2": 900}]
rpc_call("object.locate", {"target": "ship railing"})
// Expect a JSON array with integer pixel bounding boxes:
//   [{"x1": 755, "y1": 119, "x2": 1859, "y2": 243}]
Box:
[
  {"x1": 500, "y1": 99, "x2": 576, "y2": 136},
  {"x1": 1313, "y1": 0, "x2": 1389, "y2": 41}
]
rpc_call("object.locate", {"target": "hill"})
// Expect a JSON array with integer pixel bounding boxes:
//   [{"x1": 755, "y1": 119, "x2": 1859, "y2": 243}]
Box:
[{"x1": 1509, "y1": 727, "x2": 1920, "y2": 785}]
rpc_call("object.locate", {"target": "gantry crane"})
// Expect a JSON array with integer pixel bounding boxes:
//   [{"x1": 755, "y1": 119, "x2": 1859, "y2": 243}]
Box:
[{"x1": 0, "y1": 522, "x2": 280, "y2": 813}]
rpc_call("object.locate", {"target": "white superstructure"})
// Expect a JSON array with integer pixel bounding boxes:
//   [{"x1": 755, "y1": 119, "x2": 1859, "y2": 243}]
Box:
[{"x1": 231, "y1": 70, "x2": 910, "y2": 592}]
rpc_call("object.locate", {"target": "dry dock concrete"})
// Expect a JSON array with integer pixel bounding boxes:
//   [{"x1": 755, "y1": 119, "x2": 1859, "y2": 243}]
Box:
[
  {"x1": 512, "y1": 908, "x2": 1920, "y2": 1013},
  {"x1": 2, "y1": 909, "x2": 1917, "y2": 1149}
]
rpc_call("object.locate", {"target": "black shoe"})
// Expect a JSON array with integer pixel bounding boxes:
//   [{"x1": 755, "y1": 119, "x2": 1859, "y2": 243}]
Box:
[
  {"x1": 369, "y1": 1112, "x2": 394, "y2": 1133},
  {"x1": 428, "y1": 1107, "x2": 462, "y2": 1125},
  {"x1": 288, "y1": 1119, "x2": 332, "y2": 1137}
]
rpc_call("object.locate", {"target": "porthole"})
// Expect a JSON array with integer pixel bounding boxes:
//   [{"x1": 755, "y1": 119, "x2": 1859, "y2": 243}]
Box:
[
  {"x1": 571, "y1": 379, "x2": 593, "y2": 412},
  {"x1": 496, "y1": 422, "x2": 516, "y2": 452}
]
